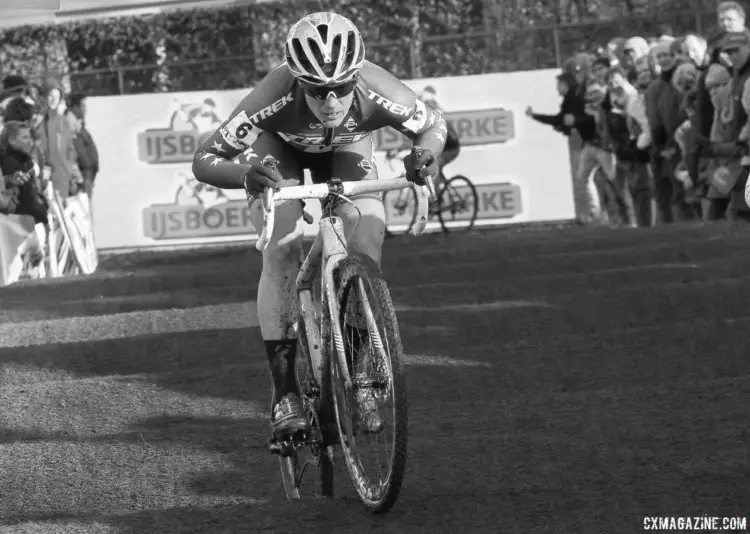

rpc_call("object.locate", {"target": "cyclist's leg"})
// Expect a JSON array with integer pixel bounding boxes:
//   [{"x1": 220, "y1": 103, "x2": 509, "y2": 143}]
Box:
[
  {"x1": 436, "y1": 145, "x2": 459, "y2": 191},
  {"x1": 329, "y1": 135, "x2": 385, "y2": 265},
  {"x1": 246, "y1": 133, "x2": 309, "y2": 439}
]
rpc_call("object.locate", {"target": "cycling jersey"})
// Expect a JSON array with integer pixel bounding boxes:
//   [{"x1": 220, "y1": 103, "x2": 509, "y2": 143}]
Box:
[{"x1": 193, "y1": 60, "x2": 448, "y2": 188}]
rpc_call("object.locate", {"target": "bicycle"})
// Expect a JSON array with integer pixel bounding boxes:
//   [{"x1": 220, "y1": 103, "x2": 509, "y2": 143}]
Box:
[
  {"x1": 45, "y1": 182, "x2": 96, "y2": 277},
  {"x1": 381, "y1": 148, "x2": 479, "y2": 236},
  {"x1": 253, "y1": 154, "x2": 432, "y2": 513}
]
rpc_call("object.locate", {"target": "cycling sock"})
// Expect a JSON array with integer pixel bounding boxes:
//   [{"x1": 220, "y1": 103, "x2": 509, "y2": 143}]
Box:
[{"x1": 265, "y1": 340, "x2": 299, "y2": 404}]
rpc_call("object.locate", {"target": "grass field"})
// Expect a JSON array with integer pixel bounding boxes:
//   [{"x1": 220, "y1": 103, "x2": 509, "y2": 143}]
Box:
[{"x1": 0, "y1": 223, "x2": 748, "y2": 533}]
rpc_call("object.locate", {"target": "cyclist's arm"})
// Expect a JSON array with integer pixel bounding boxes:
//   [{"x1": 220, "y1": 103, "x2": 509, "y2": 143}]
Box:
[
  {"x1": 192, "y1": 66, "x2": 290, "y2": 189},
  {"x1": 397, "y1": 103, "x2": 447, "y2": 158},
  {"x1": 192, "y1": 106, "x2": 258, "y2": 189},
  {"x1": 364, "y1": 65, "x2": 447, "y2": 158}
]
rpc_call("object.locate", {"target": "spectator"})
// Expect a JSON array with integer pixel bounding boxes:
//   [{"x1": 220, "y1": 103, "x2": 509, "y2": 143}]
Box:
[
  {"x1": 645, "y1": 40, "x2": 692, "y2": 223},
  {"x1": 0, "y1": 120, "x2": 48, "y2": 225},
  {"x1": 698, "y1": 63, "x2": 734, "y2": 220},
  {"x1": 579, "y1": 81, "x2": 621, "y2": 225},
  {"x1": 715, "y1": 32, "x2": 750, "y2": 219},
  {"x1": 525, "y1": 72, "x2": 585, "y2": 136},
  {"x1": 525, "y1": 68, "x2": 606, "y2": 223},
  {"x1": 64, "y1": 106, "x2": 97, "y2": 201},
  {"x1": 672, "y1": 94, "x2": 703, "y2": 215},
  {"x1": 590, "y1": 57, "x2": 610, "y2": 86},
  {"x1": 622, "y1": 37, "x2": 650, "y2": 83},
  {"x1": 633, "y1": 56, "x2": 654, "y2": 91},
  {"x1": 718, "y1": 1, "x2": 746, "y2": 33},
  {"x1": 0, "y1": 119, "x2": 48, "y2": 282},
  {"x1": 41, "y1": 77, "x2": 78, "y2": 199},
  {"x1": 608, "y1": 67, "x2": 652, "y2": 226},
  {"x1": 684, "y1": 34, "x2": 715, "y2": 188}
]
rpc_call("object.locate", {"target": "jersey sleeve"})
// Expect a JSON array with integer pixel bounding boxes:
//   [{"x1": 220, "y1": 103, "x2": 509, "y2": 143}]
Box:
[
  {"x1": 192, "y1": 65, "x2": 294, "y2": 189},
  {"x1": 361, "y1": 63, "x2": 448, "y2": 156}
]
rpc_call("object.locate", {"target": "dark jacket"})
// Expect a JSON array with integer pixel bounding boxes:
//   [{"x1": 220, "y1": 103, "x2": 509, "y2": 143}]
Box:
[
  {"x1": 76, "y1": 126, "x2": 99, "y2": 180},
  {"x1": 688, "y1": 64, "x2": 714, "y2": 183},
  {"x1": 645, "y1": 66, "x2": 687, "y2": 154},
  {"x1": 0, "y1": 146, "x2": 48, "y2": 224},
  {"x1": 531, "y1": 74, "x2": 597, "y2": 143}
]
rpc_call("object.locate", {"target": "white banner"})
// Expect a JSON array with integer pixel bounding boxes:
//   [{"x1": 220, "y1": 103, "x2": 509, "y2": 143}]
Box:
[{"x1": 87, "y1": 69, "x2": 574, "y2": 250}]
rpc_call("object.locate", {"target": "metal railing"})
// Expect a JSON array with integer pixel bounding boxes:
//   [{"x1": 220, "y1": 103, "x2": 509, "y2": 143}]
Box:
[{"x1": 68, "y1": 6, "x2": 721, "y2": 96}]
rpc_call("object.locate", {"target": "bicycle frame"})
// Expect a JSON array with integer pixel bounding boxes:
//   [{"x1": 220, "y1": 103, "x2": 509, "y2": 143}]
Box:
[
  {"x1": 295, "y1": 215, "x2": 352, "y2": 393},
  {"x1": 252, "y1": 176, "x2": 431, "y2": 395}
]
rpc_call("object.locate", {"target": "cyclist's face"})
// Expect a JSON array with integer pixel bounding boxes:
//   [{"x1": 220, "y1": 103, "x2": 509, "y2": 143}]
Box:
[{"x1": 305, "y1": 91, "x2": 354, "y2": 128}]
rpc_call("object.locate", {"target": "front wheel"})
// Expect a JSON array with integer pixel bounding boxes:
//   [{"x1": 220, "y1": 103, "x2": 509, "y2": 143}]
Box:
[
  {"x1": 437, "y1": 175, "x2": 479, "y2": 233},
  {"x1": 329, "y1": 254, "x2": 408, "y2": 513}
]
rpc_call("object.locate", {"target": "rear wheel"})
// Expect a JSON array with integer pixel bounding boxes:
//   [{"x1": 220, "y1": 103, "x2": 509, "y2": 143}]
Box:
[
  {"x1": 437, "y1": 175, "x2": 478, "y2": 233},
  {"x1": 329, "y1": 254, "x2": 408, "y2": 513}
]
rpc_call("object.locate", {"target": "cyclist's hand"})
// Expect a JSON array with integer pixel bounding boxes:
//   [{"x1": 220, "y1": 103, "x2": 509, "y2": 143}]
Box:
[
  {"x1": 243, "y1": 164, "x2": 283, "y2": 195},
  {"x1": 403, "y1": 146, "x2": 438, "y2": 186}
]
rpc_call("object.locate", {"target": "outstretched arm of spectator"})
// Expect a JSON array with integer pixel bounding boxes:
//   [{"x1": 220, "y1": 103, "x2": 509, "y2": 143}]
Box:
[
  {"x1": 526, "y1": 107, "x2": 569, "y2": 133},
  {"x1": 530, "y1": 112, "x2": 564, "y2": 128}
]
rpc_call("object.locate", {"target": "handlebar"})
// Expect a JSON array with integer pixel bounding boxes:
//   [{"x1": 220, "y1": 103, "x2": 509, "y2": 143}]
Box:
[
  {"x1": 251, "y1": 149, "x2": 436, "y2": 251},
  {"x1": 253, "y1": 177, "x2": 432, "y2": 251}
]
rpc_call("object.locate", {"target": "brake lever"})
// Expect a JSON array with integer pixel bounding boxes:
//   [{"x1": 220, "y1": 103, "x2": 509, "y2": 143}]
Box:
[{"x1": 255, "y1": 155, "x2": 281, "y2": 252}]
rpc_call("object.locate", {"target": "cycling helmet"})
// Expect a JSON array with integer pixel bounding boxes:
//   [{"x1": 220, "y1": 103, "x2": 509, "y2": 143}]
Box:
[{"x1": 285, "y1": 12, "x2": 365, "y2": 86}]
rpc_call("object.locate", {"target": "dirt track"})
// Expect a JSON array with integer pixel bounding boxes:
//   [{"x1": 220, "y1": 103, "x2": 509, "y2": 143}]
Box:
[{"x1": 1, "y1": 223, "x2": 748, "y2": 533}]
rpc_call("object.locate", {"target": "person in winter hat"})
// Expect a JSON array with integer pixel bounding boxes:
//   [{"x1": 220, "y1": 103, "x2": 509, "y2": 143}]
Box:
[{"x1": 40, "y1": 77, "x2": 78, "y2": 198}]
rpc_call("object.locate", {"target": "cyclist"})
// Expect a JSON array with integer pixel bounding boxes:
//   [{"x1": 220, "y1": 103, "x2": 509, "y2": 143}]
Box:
[
  {"x1": 419, "y1": 88, "x2": 459, "y2": 191},
  {"x1": 192, "y1": 12, "x2": 447, "y2": 441}
]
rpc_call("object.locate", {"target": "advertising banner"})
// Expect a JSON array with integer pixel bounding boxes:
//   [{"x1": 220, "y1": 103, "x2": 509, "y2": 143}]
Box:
[{"x1": 87, "y1": 69, "x2": 574, "y2": 250}]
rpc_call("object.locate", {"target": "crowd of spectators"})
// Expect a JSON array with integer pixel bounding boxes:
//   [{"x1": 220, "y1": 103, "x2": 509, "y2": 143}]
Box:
[
  {"x1": 528, "y1": 1, "x2": 750, "y2": 226},
  {"x1": 0, "y1": 74, "x2": 99, "y2": 285}
]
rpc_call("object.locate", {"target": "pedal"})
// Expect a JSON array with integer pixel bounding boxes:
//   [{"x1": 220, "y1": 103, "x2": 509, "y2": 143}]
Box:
[{"x1": 268, "y1": 429, "x2": 311, "y2": 456}]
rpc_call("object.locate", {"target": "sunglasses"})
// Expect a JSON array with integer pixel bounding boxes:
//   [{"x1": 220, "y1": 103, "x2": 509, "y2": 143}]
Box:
[{"x1": 299, "y1": 79, "x2": 357, "y2": 100}]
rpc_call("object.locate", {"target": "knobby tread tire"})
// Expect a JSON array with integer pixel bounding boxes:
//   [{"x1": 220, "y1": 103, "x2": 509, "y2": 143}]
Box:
[{"x1": 331, "y1": 253, "x2": 408, "y2": 513}]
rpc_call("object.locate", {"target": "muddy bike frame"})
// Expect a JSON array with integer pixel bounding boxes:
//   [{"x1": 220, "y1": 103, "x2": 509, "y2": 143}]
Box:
[{"x1": 253, "y1": 176, "x2": 432, "y2": 393}]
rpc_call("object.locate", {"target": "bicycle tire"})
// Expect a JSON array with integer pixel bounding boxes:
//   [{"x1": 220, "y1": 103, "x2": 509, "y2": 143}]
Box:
[
  {"x1": 329, "y1": 253, "x2": 407, "y2": 513},
  {"x1": 437, "y1": 175, "x2": 478, "y2": 233},
  {"x1": 383, "y1": 185, "x2": 418, "y2": 237}
]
